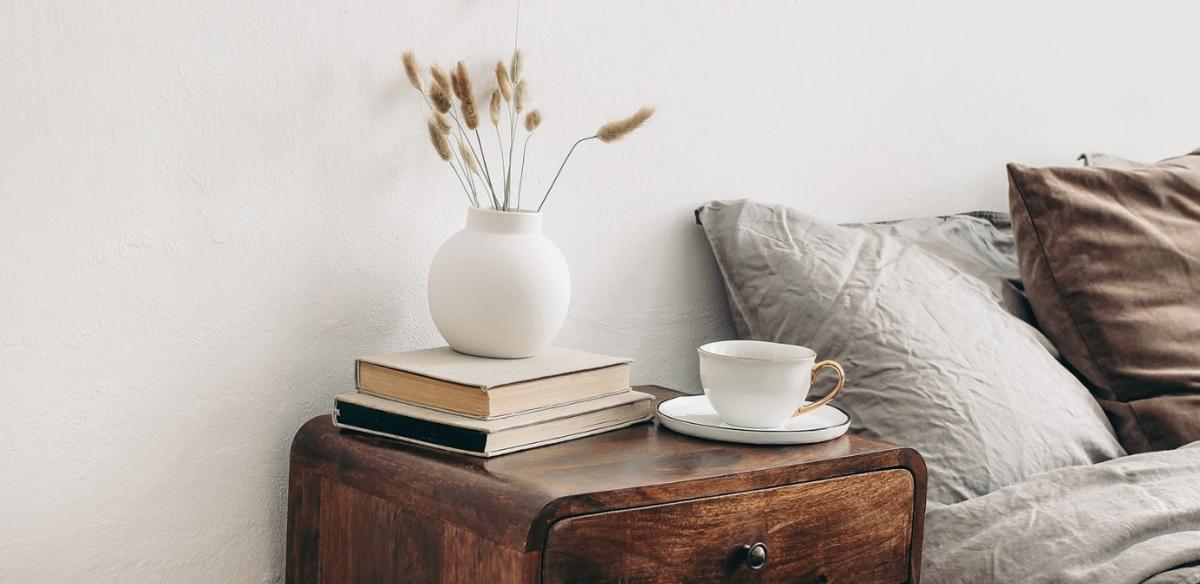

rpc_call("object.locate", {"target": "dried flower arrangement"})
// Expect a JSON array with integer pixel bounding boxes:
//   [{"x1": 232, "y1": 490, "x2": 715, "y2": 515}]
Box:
[{"x1": 403, "y1": 50, "x2": 653, "y2": 212}]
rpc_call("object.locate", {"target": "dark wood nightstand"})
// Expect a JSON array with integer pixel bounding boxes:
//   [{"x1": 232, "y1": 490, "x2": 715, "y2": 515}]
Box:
[{"x1": 286, "y1": 386, "x2": 926, "y2": 583}]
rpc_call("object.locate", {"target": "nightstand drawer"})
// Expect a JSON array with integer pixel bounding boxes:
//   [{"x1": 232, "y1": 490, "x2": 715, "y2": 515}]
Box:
[{"x1": 542, "y1": 469, "x2": 915, "y2": 583}]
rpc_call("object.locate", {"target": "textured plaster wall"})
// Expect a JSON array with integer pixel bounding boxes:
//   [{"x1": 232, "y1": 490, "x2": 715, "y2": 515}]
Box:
[{"x1": 2, "y1": 1, "x2": 1199, "y2": 581}]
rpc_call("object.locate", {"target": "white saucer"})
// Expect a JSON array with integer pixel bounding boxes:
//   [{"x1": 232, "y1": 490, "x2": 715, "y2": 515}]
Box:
[{"x1": 657, "y1": 395, "x2": 851, "y2": 445}]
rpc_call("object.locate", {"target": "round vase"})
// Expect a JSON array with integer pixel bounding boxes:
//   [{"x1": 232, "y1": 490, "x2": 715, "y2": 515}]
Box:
[{"x1": 427, "y1": 207, "x2": 571, "y2": 359}]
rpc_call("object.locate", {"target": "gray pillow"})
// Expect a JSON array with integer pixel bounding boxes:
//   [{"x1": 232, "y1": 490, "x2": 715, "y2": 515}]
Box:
[
  {"x1": 1079, "y1": 152, "x2": 1149, "y2": 169},
  {"x1": 697, "y1": 199, "x2": 1125, "y2": 504},
  {"x1": 849, "y1": 212, "x2": 1054, "y2": 355}
]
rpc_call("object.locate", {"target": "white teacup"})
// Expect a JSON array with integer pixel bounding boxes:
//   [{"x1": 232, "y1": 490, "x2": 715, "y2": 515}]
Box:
[{"x1": 698, "y1": 340, "x2": 846, "y2": 429}]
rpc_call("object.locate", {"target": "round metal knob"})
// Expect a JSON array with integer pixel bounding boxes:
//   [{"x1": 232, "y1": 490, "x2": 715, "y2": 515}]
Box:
[{"x1": 743, "y1": 542, "x2": 768, "y2": 570}]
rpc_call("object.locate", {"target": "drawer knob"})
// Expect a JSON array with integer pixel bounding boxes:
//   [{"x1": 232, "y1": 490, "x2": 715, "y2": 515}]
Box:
[{"x1": 743, "y1": 542, "x2": 768, "y2": 570}]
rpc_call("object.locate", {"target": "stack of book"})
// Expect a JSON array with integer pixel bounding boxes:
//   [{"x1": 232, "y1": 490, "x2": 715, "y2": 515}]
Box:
[{"x1": 333, "y1": 346, "x2": 654, "y2": 457}]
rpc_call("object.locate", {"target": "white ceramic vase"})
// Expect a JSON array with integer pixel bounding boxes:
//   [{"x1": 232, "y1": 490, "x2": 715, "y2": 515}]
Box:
[{"x1": 428, "y1": 207, "x2": 570, "y2": 359}]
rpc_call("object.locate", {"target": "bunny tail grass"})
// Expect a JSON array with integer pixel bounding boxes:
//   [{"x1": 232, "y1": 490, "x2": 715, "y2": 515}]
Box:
[
  {"x1": 433, "y1": 111, "x2": 452, "y2": 135},
  {"x1": 495, "y1": 61, "x2": 513, "y2": 102},
  {"x1": 430, "y1": 64, "x2": 452, "y2": 92},
  {"x1": 453, "y1": 62, "x2": 480, "y2": 129},
  {"x1": 429, "y1": 83, "x2": 452, "y2": 113},
  {"x1": 524, "y1": 109, "x2": 542, "y2": 132},
  {"x1": 489, "y1": 90, "x2": 501, "y2": 126},
  {"x1": 402, "y1": 51, "x2": 422, "y2": 92},
  {"x1": 510, "y1": 50, "x2": 523, "y2": 83},
  {"x1": 596, "y1": 106, "x2": 655, "y2": 142},
  {"x1": 427, "y1": 119, "x2": 452, "y2": 161},
  {"x1": 514, "y1": 80, "x2": 527, "y2": 113}
]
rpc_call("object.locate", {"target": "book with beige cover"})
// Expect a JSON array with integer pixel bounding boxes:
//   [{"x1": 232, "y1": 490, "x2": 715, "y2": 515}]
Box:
[
  {"x1": 333, "y1": 390, "x2": 654, "y2": 457},
  {"x1": 355, "y1": 346, "x2": 632, "y2": 418}
]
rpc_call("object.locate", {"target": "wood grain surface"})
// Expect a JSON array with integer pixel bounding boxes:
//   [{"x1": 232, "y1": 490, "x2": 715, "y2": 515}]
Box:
[
  {"x1": 543, "y1": 470, "x2": 914, "y2": 583},
  {"x1": 286, "y1": 386, "x2": 927, "y2": 582}
]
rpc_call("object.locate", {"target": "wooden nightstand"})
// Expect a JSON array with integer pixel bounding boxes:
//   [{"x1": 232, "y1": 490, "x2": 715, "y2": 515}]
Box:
[{"x1": 286, "y1": 386, "x2": 926, "y2": 583}]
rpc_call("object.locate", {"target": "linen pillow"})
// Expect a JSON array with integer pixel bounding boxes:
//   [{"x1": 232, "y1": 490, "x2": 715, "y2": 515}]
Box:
[
  {"x1": 848, "y1": 212, "x2": 1054, "y2": 354},
  {"x1": 1008, "y1": 149, "x2": 1200, "y2": 453},
  {"x1": 698, "y1": 200, "x2": 1124, "y2": 505}
]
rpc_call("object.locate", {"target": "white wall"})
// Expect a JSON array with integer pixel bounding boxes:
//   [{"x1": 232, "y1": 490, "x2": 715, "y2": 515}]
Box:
[{"x1": 2, "y1": 1, "x2": 1197, "y2": 581}]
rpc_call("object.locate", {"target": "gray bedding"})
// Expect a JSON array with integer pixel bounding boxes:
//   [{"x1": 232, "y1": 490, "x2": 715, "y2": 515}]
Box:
[
  {"x1": 696, "y1": 200, "x2": 1200, "y2": 581},
  {"x1": 924, "y1": 442, "x2": 1200, "y2": 584},
  {"x1": 697, "y1": 200, "x2": 1123, "y2": 504}
]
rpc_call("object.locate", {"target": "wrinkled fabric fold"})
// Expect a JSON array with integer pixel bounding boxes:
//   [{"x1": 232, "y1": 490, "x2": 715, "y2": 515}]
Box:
[
  {"x1": 697, "y1": 200, "x2": 1123, "y2": 504},
  {"x1": 925, "y1": 442, "x2": 1200, "y2": 584}
]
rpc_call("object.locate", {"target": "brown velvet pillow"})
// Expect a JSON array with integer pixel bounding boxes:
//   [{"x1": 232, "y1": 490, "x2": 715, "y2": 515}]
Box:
[{"x1": 1007, "y1": 149, "x2": 1200, "y2": 453}]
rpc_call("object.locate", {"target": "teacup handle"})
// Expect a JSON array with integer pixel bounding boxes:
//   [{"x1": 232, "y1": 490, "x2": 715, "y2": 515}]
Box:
[{"x1": 793, "y1": 360, "x2": 845, "y2": 417}]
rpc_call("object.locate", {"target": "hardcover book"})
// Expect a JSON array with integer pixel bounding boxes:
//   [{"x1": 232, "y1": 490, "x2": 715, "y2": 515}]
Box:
[
  {"x1": 333, "y1": 390, "x2": 654, "y2": 457},
  {"x1": 355, "y1": 346, "x2": 632, "y2": 418}
]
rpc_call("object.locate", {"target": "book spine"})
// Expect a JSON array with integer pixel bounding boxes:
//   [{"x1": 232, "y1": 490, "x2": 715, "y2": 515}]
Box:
[{"x1": 335, "y1": 400, "x2": 489, "y2": 453}]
